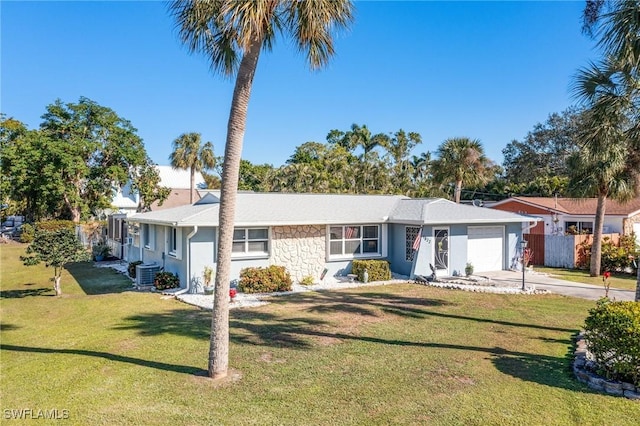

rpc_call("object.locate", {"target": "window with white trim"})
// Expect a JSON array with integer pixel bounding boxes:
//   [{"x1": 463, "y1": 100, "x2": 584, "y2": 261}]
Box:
[
  {"x1": 329, "y1": 225, "x2": 381, "y2": 258},
  {"x1": 232, "y1": 228, "x2": 269, "y2": 257},
  {"x1": 565, "y1": 221, "x2": 593, "y2": 234}
]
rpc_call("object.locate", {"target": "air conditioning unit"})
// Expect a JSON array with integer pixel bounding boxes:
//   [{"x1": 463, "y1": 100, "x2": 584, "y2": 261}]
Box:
[{"x1": 136, "y1": 264, "x2": 160, "y2": 286}]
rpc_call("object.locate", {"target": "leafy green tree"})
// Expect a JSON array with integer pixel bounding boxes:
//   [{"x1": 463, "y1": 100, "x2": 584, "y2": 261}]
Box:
[
  {"x1": 169, "y1": 132, "x2": 216, "y2": 203},
  {"x1": 502, "y1": 108, "x2": 584, "y2": 184},
  {"x1": 37, "y1": 97, "x2": 150, "y2": 222},
  {"x1": 383, "y1": 129, "x2": 422, "y2": 194},
  {"x1": 432, "y1": 138, "x2": 495, "y2": 203},
  {"x1": 22, "y1": 227, "x2": 90, "y2": 296},
  {"x1": 1, "y1": 120, "x2": 52, "y2": 220},
  {"x1": 238, "y1": 159, "x2": 274, "y2": 191},
  {"x1": 132, "y1": 161, "x2": 171, "y2": 212},
  {"x1": 169, "y1": 0, "x2": 354, "y2": 379}
]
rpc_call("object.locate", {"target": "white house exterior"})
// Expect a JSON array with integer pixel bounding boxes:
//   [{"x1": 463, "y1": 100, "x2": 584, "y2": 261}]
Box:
[
  {"x1": 489, "y1": 197, "x2": 640, "y2": 240},
  {"x1": 108, "y1": 165, "x2": 206, "y2": 217},
  {"x1": 125, "y1": 192, "x2": 536, "y2": 290}
]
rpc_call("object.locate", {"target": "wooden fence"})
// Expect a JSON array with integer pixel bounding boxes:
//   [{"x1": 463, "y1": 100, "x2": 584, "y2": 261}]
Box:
[
  {"x1": 523, "y1": 234, "x2": 544, "y2": 266},
  {"x1": 542, "y1": 233, "x2": 620, "y2": 269}
]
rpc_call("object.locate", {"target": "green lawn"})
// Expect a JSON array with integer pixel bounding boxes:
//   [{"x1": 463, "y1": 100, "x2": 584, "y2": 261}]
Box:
[
  {"x1": 533, "y1": 266, "x2": 639, "y2": 291},
  {"x1": 2, "y1": 244, "x2": 639, "y2": 425}
]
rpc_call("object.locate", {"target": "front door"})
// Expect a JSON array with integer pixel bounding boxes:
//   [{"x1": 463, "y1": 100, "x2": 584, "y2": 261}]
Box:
[{"x1": 433, "y1": 228, "x2": 449, "y2": 276}]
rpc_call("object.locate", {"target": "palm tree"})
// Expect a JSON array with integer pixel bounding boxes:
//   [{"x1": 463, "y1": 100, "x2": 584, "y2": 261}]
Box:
[
  {"x1": 169, "y1": 0, "x2": 354, "y2": 379},
  {"x1": 431, "y1": 138, "x2": 493, "y2": 203},
  {"x1": 566, "y1": 135, "x2": 635, "y2": 277},
  {"x1": 169, "y1": 132, "x2": 215, "y2": 203},
  {"x1": 575, "y1": 2, "x2": 640, "y2": 284},
  {"x1": 383, "y1": 130, "x2": 422, "y2": 194}
]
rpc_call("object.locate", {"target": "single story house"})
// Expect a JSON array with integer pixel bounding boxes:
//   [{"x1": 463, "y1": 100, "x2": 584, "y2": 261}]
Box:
[
  {"x1": 125, "y1": 192, "x2": 536, "y2": 289},
  {"x1": 489, "y1": 197, "x2": 640, "y2": 239}
]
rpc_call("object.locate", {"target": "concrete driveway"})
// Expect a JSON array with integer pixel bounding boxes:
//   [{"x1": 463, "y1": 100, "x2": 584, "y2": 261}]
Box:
[{"x1": 482, "y1": 270, "x2": 636, "y2": 302}]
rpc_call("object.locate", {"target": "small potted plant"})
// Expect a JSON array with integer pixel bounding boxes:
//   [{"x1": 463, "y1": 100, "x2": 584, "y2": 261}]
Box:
[
  {"x1": 92, "y1": 242, "x2": 111, "y2": 261},
  {"x1": 203, "y1": 266, "x2": 214, "y2": 295},
  {"x1": 465, "y1": 262, "x2": 474, "y2": 277}
]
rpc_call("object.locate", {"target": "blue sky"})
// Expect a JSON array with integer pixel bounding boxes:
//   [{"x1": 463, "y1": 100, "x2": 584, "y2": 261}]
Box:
[{"x1": 2, "y1": 1, "x2": 597, "y2": 168}]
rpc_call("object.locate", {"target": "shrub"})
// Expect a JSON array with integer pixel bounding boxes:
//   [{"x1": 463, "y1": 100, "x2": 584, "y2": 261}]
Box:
[
  {"x1": 584, "y1": 299, "x2": 640, "y2": 386},
  {"x1": 154, "y1": 271, "x2": 180, "y2": 290},
  {"x1": 92, "y1": 243, "x2": 111, "y2": 259},
  {"x1": 300, "y1": 275, "x2": 315, "y2": 286},
  {"x1": 577, "y1": 234, "x2": 639, "y2": 273},
  {"x1": 238, "y1": 265, "x2": 292, "y2": 293},
  {"x1": 36, "y1": 220, "x2": 76, "y2": 232},
  {"x1": 128, "y1": 261, "x2": 143, "y2": 278},
  {"x1": 351, "y1": 260, "x2": 391, "y2": 282},
  {"x1": 20, "y1": 223, "x2": 35, "y2": 243}
]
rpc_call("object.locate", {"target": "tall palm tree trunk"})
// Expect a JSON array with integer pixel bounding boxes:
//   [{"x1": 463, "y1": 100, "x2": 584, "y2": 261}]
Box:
[
  {"x1": 590, "y1": 193, "x2": 607, "y2": 277},
  {"x1": 190, "y1": 166, "x2": 195, "y2": 204},
  {"x1": 209, "y1": 40, "x2": 262, "y2": 380},
  {"x1": 454, "y1": 180, "x2": 463, "y2": 203}
]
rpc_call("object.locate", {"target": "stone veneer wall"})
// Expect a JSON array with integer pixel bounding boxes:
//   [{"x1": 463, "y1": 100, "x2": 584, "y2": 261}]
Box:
[
  {"x1": 271, "y1": 225, "x2": 326, "y2": 283},
  {"x1": 622, "y1": 214, "x2": 640, "y2": 235}
]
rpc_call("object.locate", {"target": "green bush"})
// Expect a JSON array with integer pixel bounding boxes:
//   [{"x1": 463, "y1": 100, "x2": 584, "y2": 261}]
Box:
[
  {"x1": 584, "y1": 299, "x2": 640, "y2": 386},
  {"x1": 578, "y1": 234, "x2": 639, "y2": 273},
  {"x1": 128, "y1": 261, "x2": 143, "y2": 278},
  {"x1": 19, "y1": 223, "x2": 35, "y2": 243},
  {"x1": 154, "y1": 271, "x2": 180, "y2": 290},
  {"x1": 351, "y1": 259, "x2": 391, "y2": 282},
  {"x1": 300, "y1": 275, "x2": 315, "y2": 286},
  {"x1": 36, "y1": 220, "x2": 76, "y2": 232},
  {"x1": 238, "y1": 265, "x2": 292, "y2": 293}
]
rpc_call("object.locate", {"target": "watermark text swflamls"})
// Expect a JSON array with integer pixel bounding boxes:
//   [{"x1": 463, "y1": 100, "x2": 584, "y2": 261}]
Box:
[{"x1": 3, "y1": 408, "x2": 70, "y2": 420}]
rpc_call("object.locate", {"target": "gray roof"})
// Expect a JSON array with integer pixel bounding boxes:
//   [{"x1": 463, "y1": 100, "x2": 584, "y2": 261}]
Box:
[
  {"x1": 129, "y1": 192, "x2": 535, "y2": 227},
  {"x1": 389, "y1": 198, "x2": 537, "y2": 225}
]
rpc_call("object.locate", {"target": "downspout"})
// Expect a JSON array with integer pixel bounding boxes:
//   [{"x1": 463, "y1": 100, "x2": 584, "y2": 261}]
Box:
[
  {"x1": 522, "y1": 217, "x2": 539, "y2": 236},
  {"x1": 175, "y1": 225, "x2": 198, "y2": 295}
]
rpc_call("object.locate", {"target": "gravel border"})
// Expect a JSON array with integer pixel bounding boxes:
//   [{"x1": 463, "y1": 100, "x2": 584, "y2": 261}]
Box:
[{"x1": 93, "y1": 262, "x2": 551, "y2": 310}]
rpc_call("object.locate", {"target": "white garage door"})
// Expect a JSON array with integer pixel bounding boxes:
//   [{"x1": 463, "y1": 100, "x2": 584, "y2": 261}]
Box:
[
  {"x1": 634, "y1": 224, "x2": 640, "y2": 247},
  {"x1": 467, "y1": 226, "x2": 504, "y2": 273}
]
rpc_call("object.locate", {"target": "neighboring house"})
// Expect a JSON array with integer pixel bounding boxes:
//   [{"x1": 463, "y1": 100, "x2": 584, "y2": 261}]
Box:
[
  {"x1": 125, "y1": 192, "x2": 535, "y2": 290},
  {"x1": 106, "y1": 166, "x2": 206, "y2": 259},
  {"x1": 489, "y1": 197, "x2": 640, "y2": 239},
  {"x1": 109, "y1": 165, "x2": 206, "y2": 217}
]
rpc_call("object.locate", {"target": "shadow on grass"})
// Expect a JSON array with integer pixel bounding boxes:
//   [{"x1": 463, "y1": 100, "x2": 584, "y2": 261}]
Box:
[
  {"x1": 0, "y1": 323, "x2": 21, "y2": 331},
  {"x1": 66, "y1": 261, "x2": 133, "y2": 295},
  {"x1": 108, "y1": 289, "x2": 583, "y2": 389},
  {"x1": 114, "y1": 308, "x2": 212, "y2": 340},
  {"x1": 270, "y1": 290, "x2": 576, "y2": 333},
  {"x1": 0, "y1": 343, "x2": 206, "y2": 375},
  {"x1": 0, "y1": 287, "x2": 53, "y2": 298}
]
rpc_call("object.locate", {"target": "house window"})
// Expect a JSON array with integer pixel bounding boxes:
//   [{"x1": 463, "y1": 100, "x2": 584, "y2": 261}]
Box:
[
  {"x1": 143, "y1": 224, "x2": 154, "y2": 249},
  {"x1": 168, "y1": 227, "x2": 182, "y2": 258},
  {"x1": 232, "y1": 228, "x2": 269, "y2": 257},
  {"x1": 405, "y1": 226, "x2": 421, "y2": 262},
  {"x1": 565, "y1": 221, "x2": 593, "y2": 234},
  {"x1": 329, "y1": 225, "x2": 381, "y2": 258}
]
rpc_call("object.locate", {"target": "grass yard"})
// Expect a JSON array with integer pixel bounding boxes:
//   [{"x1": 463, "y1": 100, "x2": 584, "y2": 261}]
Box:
[
  {"x1": 533, "y1": 266, "x2": 639, "y2": 291},
  {"x1": 2, "y1": 244, "x2": 639, "y2": 425}
]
